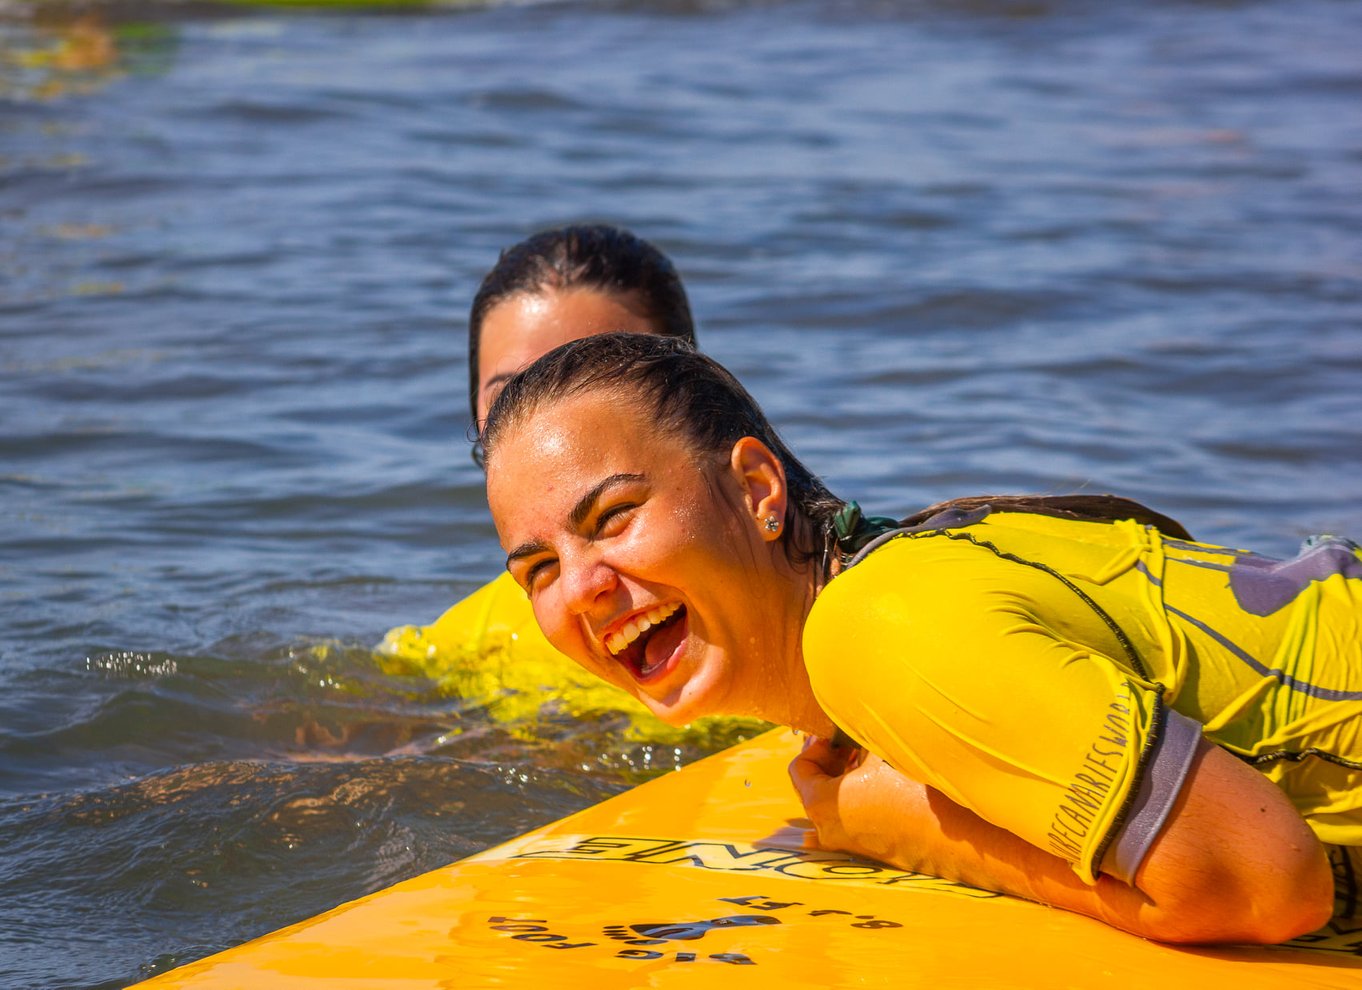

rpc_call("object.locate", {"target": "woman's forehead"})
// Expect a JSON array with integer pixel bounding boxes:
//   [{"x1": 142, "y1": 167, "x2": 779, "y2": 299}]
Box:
[
  {"x1": 489, "y1": 389, "x2": 656, "y2": 481},
  {"x1": 486, "y1": 393, "x2": 697, "y2": 541},
  {"x1": 491, "y1": 379, "x2": 657, "y2": 451}
]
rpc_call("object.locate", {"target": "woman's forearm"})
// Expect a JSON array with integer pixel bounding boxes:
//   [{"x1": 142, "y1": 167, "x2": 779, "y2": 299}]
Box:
[
  {"x1": 801, "y1": 753, "x2": 1180, "y2": 939},
  {"x1": 791, "y1": 740, "x2": 1333, "y2": 944}
]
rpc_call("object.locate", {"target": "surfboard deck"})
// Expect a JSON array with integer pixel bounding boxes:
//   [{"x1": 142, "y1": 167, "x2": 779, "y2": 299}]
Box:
[{"x1": 133, "y1": 729, "x2": 1362, "y2": 988}]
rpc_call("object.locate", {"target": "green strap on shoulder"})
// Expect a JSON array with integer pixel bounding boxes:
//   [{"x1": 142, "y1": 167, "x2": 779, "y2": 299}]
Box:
[{"x1": 831, "y1": 501, "x2": 901, "y2": 555}]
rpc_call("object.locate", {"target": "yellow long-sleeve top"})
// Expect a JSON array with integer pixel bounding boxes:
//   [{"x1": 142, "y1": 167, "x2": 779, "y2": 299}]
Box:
[{"x1": 804, "y1": 508, "x2": 1362, "y2": 884}]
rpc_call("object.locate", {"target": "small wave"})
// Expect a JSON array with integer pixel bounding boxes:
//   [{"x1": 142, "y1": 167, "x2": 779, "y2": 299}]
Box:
[{"x1": 0, "y1": 754, "x2": 617, "y2": 990}]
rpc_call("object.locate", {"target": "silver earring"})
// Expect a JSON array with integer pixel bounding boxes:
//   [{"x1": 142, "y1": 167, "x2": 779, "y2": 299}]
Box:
[{"x1": 764, "y1": 515, "x2": 781, "y2": 533}]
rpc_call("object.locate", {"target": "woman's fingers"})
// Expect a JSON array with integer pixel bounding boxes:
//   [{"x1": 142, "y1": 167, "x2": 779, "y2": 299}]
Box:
[
  {"x1": 789, "y1": 735, "x2": 872, "y2": 818},
  {"x1": 789, "y1": 736, "x2": 846, "y2": 810},
  {"x1": 789, "y1": 740, "x2": 829, "y2": 803},
  {"x1": 795, "y1": 734, "x2": 862, "y2": 773},
  {"x1": 795, "y1": 732, "x2": 833, "y2": 764}
]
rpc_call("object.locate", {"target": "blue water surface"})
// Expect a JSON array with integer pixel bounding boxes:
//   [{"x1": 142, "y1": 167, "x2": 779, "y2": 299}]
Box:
[{"x1": 1, "y1": 1, "x2": 1360, "y2": 986}]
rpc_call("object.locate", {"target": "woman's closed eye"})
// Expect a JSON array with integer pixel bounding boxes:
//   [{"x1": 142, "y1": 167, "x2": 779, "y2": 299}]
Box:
[
  {"x1": 593, "y1": 502, "x2": 638, "y2": 538},
  {"x1": 504, "y1": 540, "x2": 557, "y2": 593},
  {"x1": 506, "y1": 490, "x2": 643, "y2": 593},
  {"x1": 519, "y1": 555, "x2": 558, "y2": 593}
]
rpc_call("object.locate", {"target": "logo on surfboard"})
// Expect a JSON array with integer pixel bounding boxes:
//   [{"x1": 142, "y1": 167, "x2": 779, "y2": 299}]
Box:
[
  {"x1": 483, "y1": 894, "x2": 910, "y2": 967},
  {"x1": 514, "y1": 834, "x2": 1000, "y2": 898},
  {"x1": 603, "y1": 914, "x2": 780, "y2": 946}
]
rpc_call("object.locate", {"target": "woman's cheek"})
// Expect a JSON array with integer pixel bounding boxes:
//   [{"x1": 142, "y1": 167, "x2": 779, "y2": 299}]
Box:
[
  {"x1": 536, "y1": 597, "x2": 601, "y2": 677},
  {"x1": 533, "y1": 594, "x2": 572, "y2": 653}
]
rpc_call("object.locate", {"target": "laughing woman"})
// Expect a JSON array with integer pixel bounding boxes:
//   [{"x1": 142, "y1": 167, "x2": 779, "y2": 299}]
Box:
[{"x1": 480, "y1": 332, "x2": 1362, "y2": 945}]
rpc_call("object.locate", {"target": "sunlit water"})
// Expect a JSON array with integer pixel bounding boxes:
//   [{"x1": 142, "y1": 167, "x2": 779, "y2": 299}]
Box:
[{"x1": 1, "y1": 1, "x2": 1360, "y2": 986}]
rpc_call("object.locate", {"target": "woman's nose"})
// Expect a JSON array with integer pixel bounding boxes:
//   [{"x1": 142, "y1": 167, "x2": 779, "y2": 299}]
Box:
[{"x1": 562, "y1": 550, "x2": 618, "y2": 616}]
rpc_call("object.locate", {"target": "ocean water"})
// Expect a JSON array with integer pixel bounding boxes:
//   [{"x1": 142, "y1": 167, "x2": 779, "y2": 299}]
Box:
[{"x1": 1, "y1": 1, "x2": 1360, "y2": 986}]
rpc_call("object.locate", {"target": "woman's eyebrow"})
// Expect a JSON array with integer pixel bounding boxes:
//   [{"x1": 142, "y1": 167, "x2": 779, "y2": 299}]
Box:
[
  {"x1": 570, "y1": 473, "x2": 646, "y2": 529},
  {"x1": 506, "y1": 539, "x2": 550, "y2": 568},
  {"x1": 505, "y1": 473, "x2": 646, "y2": 568}
]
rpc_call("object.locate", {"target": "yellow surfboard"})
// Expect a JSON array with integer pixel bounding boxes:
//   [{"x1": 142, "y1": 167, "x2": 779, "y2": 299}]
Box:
[{"x1": 133, "y1": 730, "x2": 1362, "y2": 988}]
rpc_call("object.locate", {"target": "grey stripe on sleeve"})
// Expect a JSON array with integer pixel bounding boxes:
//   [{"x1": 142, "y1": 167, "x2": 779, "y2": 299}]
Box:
[{"x1": 1101, "y1": 709, "x2": 1203, "y2": 884}]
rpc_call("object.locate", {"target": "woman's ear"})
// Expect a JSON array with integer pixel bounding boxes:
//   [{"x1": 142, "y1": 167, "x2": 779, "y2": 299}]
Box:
[{"x1": 730, "y1": 436, "x2": 789, "y2": 540}]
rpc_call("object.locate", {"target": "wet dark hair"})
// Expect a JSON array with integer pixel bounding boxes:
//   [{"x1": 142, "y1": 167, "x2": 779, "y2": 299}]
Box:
[
  {"x1": 898, "y1": 494, "x2": 1193, "y2": 541},
  {"x1": 467, "y1": 224, "x2": 696, "y2": 427},
  {"x1": 483, "y1": 333, "x2": 1194, "y2": 575},
  {"x1": 482, "y1": 333, "x2": 844, "y2": 568}
]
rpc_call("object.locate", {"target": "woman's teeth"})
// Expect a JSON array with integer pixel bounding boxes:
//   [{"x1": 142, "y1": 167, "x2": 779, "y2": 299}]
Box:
[{"x1": 606, "y1": 602, "x2": 680, "y2": 656}]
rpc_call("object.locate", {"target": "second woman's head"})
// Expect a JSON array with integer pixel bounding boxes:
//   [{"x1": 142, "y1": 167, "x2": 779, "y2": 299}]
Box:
[
  {"x1": 482, "y1": 333, "x2": 841, "y2": 728},
  {"x1": 469, "y1": 224, "x2": 696, "y2": 427}
]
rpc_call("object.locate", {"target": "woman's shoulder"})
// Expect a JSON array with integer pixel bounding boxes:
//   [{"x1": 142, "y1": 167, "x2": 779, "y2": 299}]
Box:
[
  {"x1": 806, "y1": 535, "x2": 1005, "y2": 654},
  {"x1": 847, "y1": 510, "x2": 1158, "y2": 582},
  {"x1": 808, "y1": 511, "x2": 1159, "y2": 640},
  {"x1": 376, "y1": 570, "x2": 540, "y2": 668}
]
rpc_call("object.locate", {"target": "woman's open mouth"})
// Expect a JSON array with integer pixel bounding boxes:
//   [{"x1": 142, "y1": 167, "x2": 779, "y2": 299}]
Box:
[{"x1": 605, "y1": 602, "x2": 687, "y2": 682}]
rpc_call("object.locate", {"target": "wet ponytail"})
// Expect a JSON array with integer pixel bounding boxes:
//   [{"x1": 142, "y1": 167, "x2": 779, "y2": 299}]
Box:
[{"x1": 898, "y1": 494, "x2": 1193, "y2": 541}]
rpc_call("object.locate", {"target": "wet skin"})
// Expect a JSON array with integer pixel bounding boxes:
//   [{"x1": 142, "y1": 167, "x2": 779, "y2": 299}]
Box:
[
  {"x1": 475, "y1": 288, "x2": 660, "y2": 424},
  {"x1": 485, "y1": 390, "x2": 832, "y2": 733}
]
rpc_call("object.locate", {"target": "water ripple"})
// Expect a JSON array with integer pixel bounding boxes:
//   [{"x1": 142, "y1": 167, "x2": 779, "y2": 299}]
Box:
[{"x1": 2, "y1": 1, "x2": 1360, "y2": 986}]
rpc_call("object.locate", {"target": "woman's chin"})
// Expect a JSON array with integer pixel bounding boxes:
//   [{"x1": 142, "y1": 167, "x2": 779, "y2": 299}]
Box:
[
  {"x1": 642, "y1": 703, "x2": 699, "y2": 728},
  {"x1": 638, "y1": 663, "x2": 730, "y2": 727}
]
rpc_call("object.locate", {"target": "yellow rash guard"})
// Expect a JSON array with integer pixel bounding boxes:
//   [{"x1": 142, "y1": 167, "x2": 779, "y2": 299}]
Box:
[
  {"x1": 804, "y1": 508, "x2": 1362, "y2": 885},
  {"x1": 377, "y1": 572, "x2": 763, "y2": 744}
]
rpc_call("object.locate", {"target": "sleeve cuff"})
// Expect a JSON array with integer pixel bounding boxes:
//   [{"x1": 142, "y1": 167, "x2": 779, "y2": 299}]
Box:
[{"x1": 1100, "y1": 708, "x2": 1202, "y2": 884}]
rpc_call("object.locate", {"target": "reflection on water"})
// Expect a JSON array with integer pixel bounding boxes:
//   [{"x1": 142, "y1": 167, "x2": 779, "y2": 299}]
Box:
[
  {"x1": 0, "y1": 9, "x2": 175, "y2": 102},
  {"x1": 1, "y1": 0, "x2": 1360, "y2": 987}
]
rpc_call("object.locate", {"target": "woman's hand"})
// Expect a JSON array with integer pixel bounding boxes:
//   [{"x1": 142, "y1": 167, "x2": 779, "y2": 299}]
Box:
[
  {"x1": 790, "y1": 735, "x2": 923, "y2": 866},
  {"x1": 790, "y1": 735, "x2": 1016, "y2": 881}
]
